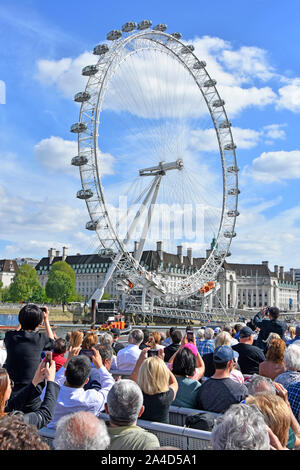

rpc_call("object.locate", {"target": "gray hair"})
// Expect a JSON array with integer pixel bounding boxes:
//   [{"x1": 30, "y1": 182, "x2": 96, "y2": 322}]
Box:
[
  {"x1": 99, "y1": 332, "x2": 113, "y2": 346},
  {"x1": 246, "y1": 374, "x2": 277, "y2": 396},
  {"x1": 129, "y1": 329, "x2": 144, "y2": 345},
  {"x1": 107, "y1": 379, "x2": 143, "y2": 425},
  {"x1": 53, "y1": 412, "x2": 110, "y2": 450},
  {"x1": 204, "y1": 328, "x2": 214, "y2": 340},
  {"x1": 211, "y1": 403, "x2": 270, "y2": 450},
  {"x1": 197, "y1": 329, "x2": 205, "y2": 341},
  {"x1": 284, "y1": 344, "x2": 300, "y2": 371}
]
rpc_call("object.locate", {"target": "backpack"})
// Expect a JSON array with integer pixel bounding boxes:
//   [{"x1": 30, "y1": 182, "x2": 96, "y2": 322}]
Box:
[{"x1": 185, "y1": 412, "x2": 216, "y2": 431}]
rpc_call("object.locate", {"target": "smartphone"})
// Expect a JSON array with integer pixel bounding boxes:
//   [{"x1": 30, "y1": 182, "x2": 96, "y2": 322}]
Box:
[
  {"x1": 186, "y1": 330, "x2": 194, "y2": 342},
  {"x1": 80, "y1": 349, "x2": 94, "y2": 360},
  {"x1": 45, "y1": 351, "x2": 52, "y2": 366},
  {"x1": 148, "y1": 349, "x2": 158, "y2": 357}
]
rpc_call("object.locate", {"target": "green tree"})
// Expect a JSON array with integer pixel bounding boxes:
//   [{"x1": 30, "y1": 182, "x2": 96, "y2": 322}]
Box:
[
  {"x1": 31, "y1": 285, "x2": 48, "y2": 303},
  {"x1": 101, "y1": 292, "x2": 111, "y2": 300},
  {"x1": 49, "y1": 261, "x2": 75, "y2": 282},
  {"x1": 9, "y1": 264, "x2": 41, "y2": 302},
  {"x1": 45, "y1": 271, "x2": 74, "y2": 310}
]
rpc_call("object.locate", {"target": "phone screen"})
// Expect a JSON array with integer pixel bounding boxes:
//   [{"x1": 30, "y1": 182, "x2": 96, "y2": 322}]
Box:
[
  {"x1": 187, "y1": 331, "x2": 194, "y2": 342},
  {"x1": 148, "y1": 349, "x2": 158, "y2": 357}
]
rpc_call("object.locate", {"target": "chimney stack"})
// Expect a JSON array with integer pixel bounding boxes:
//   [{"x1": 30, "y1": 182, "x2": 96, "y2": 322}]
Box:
[
  {"x1": 55, "y1": 250, "x2": 60, "y2": 258},
  {"x1": 274, "y1": 265, "x2": 279, "y2": 278},
  {"x1": 187, "y1": 247, "x2": 193, "y2": 266},
  {"x1": 290, "y1": 268, "x2": 295, "y2": 282},
  {"x1": 157, "y1": 241, "x2": 163, "y2": 263},
  {"x1": 62, "y1": 246, "x2": 68, "y2": 262},
  {"x1": 49, "y1": 248, "x2": 55, "y2": 264},
  {"x1": 262, "y1": 261, "x2": 269, "y2": 269},
  {"x1": 280, "y1": 266, "x2": 284, "y2": 281},
  {"x1": 177, "y1": 245, "x2": 183, "y2": 264}
]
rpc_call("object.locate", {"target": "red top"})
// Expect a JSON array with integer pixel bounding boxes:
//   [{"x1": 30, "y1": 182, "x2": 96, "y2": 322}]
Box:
[{"x1": 52, "y1": 352, "x2": 67, "y2": 372}]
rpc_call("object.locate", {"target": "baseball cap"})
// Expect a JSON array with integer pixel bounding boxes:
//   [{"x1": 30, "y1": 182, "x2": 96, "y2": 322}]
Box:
[
  {"x1": 239, "y1": 326, "x2": 254, "y2": 338},
  {"x1": 110, "y1": 328, "x2": 120, "y2": 335},
  {"x1": 214, "y1": 327, "x2": 221, "y2": 334},
  {"x1": 213, "y1": 345, "x2": 238, "y2": 363},
  {"x1": 184, "y1": 343, "x2": 198, "y2": 357}
]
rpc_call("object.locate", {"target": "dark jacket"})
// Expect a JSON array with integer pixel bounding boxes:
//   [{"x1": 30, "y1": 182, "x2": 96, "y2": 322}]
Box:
[
  {"x1": 256, "y1": 318, "x2": 287, "y2": 351},
  {"x1": 164, "y1": 343, "x2": 180, "y2": 363},
  {"x1": 5, "y1": 380, "x2": 60, "y2": 429}
]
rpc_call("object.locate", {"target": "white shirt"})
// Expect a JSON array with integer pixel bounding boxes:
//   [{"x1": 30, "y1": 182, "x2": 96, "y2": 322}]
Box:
[
  {"x1": 116, "y1": 344, "x2": 141, "y2": 372},
  {"x1": 47, "y1": 365, "x2": 115, "y2": 429}
]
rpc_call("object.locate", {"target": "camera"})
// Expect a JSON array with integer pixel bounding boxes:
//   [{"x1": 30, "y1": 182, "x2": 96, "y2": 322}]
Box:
[
  {"x1": 45, "y1": 351, "x2": 52, "y2": 366},
  {"x1": 148, "y1": 349, "x2": 158, "y2": 357}
]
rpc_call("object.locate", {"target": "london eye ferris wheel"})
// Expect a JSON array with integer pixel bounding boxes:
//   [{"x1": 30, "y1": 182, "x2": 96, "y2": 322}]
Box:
[{"x1": 70, "y1": 20, "x2": 239, "y2": 303}]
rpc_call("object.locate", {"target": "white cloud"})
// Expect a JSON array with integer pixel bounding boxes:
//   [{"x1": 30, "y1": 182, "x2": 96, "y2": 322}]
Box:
[
  {"x1": 34, "y1": 35, "x2": 280, "y2": 119},
  {"x1": 232, "y1": 203, "x2": 300, "y2": 267},
  {"x1": 277, "y1": 78, "x2": 300, "y2": 112},
  {"x1": 36, "y1": 51, "x2": 95, "y2": 98},
  {"x1": 34, "y1": 136, "x2": 115, "y2": 176},
  {"x1": 263, "y1": 124, "x2": 286, "y2": 141},
  {"x1": 249, "y1": 150, "x2": 300, "y2": 183}
]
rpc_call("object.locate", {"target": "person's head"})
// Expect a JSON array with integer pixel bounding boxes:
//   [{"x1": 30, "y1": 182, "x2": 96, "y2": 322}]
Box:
[
  {"x1": 214, "y1": 331, "x2": 232, "y2": 349},
  {"x1": 65, "y1": 356, "x2": 91, "y2": 388},
  {"x1": 265, "y1": 332, "x2": 281, "y2": 349},
  {"x1": 129, "y1": 329, "x2": 144, "y2": 346},
  {"x1": 152, "y1": 331, "x2": 161, "y2": 345},
  {"x1": 0, "y1": 415, "x2": 50, "y2": 450},
  {"x1": 142, "y1": 329, "x2": 150, "y2": 344},
  {"x1": 138, "y1": 357, "x2": 170, "y2": 395},
  {"x1": 105, "y1": 379, "x2": 144, "y2": 426},
  {"x1": 110, "y1": 328, "x2": 120, "y2": 340},
  {"x1": 265, "y1": 338, "x2": 286, "y2": 364},
  {"x1": 172, "y1": 347, "x2": 196, "y2": 377},
  {"x1": 0, "y1": 368, "x2": 12, "y2": 417},
  {"x1": 246, "y1": 394, "x2": 290, "y2": 448},
  {"x1": 170, "y1": 329, "x2": 182, "y2": 345},
  {"x1": 288, "y1": 326, "x2": 296, "y2": 339},
  {"x1": 95, "y1": 345, "x2": 114, "y2": 370},
  {"x1": 238, "y1": 326, "x2": 254, "y2": 344},
  {"x1": 246, "y1": 374, "x2": 277, "y2": 396},
  {"x1": 284, "y1": 344, "x2": 300, "y2": 371},
  {"x1": 18, "y1": 303, "x2": 43, "y2": 331},
  {"x1": 196, "y1": 329, "x2": 205, "y2": 342},
  {"x1": 82, "y1": 332, "x2": 98, "y2": 350},
  {"x1": 99, "y1": 332, "x2": 114, "y2": 347},
  {"x1": 53, "y1": 338, "x2": 67, "y2": 355},
  {"x1": 223, "y1": 324, "x2": 233, "y2": 337},
  {"x1": 268, "y1": 307, "x2": 280, "y2": 320},
  {"x1": 54, "y1": 412, "x2": 110, "y2": 450},
  {"x1": 213, "y1": 345, "x2": 238, "y2": 372},
  {"x1": 159, "y1": 332, "x2": 166, "y2": 343},
  {"x1": 214, "y1": 327, "x2": 221, "y2": 337},
  {"x1": 70, "y1": 330, "x2": 84, "y2": 348},
  {"x1": 211, "y1": 403, "x2": 270, "y2": 450},
  {"x1": 204, "y1": 328, "x2": 214, "y2": 340},
  {"x1": 234, "y1": 323, "x2": 244, "y2": 333}
]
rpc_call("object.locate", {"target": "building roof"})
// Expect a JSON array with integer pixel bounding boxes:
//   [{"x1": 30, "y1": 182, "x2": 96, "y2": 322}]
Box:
[{"x1": 0, "y1": 259, "x2": 18, "y2": 274}]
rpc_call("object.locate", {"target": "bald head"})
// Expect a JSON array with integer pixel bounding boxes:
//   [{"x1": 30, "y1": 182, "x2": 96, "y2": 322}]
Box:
[{"x1": 54, "y1": 411, "x2": 110, "y2": 450}]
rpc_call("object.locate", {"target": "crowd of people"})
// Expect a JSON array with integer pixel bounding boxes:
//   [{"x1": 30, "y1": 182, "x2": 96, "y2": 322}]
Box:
[{"x1": 1, "y1": 303, "x2": 300, "y2": 450}]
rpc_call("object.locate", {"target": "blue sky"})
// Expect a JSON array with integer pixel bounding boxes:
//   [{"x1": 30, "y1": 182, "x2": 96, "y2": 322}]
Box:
[{"x1": 0, "y1": 0, "x2": 300, "y2": 272}]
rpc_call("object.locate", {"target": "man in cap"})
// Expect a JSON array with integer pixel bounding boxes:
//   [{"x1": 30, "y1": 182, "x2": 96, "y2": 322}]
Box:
[
  {"x1": 232, "y1": 326, "x2": 265, "y2": 376},
  {"x1": 196, "y1": 345, "x2": 248, "y2": 414},
  {"x1": 110, "y1": 328, "x2": 125, "y2": 355}
]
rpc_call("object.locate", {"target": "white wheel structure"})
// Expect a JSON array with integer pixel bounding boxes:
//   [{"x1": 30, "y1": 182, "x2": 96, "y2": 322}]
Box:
[{"x1": 71, "y1": 20, "x2": 239, "y2": 304}]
